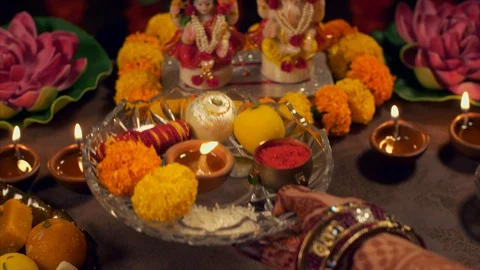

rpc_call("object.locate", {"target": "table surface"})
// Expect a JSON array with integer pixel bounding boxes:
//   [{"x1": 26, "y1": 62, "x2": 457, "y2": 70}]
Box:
[{"x1": 1, "y1": 84, "x2": 479, "y2": 270}]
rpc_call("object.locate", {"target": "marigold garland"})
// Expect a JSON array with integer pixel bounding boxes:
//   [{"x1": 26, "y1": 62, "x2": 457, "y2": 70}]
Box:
[
  {"x1": 98, "y1": 139, "x2": 161, "y2": 196},
  {"x1": 118, "y1": 58, "x2": 162, "y2": 79},
  {"x1": 132, "y1": 163, "x2": 197, "y2": 222},
  {"x1": 115, "y1": 69, "x2": 162, "y2": 104},
  {"x1": 145, "y1": 13, "x2": 178, "y2": 47},
  {"x1": 346, "y1": 55, "x2": 395, "y2": 106},
  {"x1": 125, "y1": 32, "x2": 163, "y2": 49},
  {"x1": 336, "y1": 78, "x2": 375, "y2": 125},
  {"x1": 327, "y1": 32, "x2": 385, "y2": 80},
  {"x1": 320, "y1": 19, "x2": 357, "y2": 50},
  {"x1": 313, "y1": 85, "x2": 351, "y2": 136},
  {"x1": 117, "y1": 42, "x2": 164, "y2": 70}
]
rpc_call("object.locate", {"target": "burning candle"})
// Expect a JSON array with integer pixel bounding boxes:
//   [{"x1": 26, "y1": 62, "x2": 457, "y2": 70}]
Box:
[
  {"x1": 12, "y1": 126, "x2": 21, "y2": 159},
  {"x1": 75, "y1": 123, "x2": 83, "y2": 150},
  {"x1": 391, "y1": 105, "x2": 400, "y2": 140},
  {"x1": 461, "y1": 92, "x2": 470, "y2": 129}
]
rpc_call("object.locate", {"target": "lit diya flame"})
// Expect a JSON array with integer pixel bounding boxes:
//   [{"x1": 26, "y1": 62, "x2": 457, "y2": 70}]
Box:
[
  {"x1": 461, "y1": 92, "x2": 470, "y2": 128},
  {"x1": 391, "y1": 105, "x2": 399, "y2": 120},
  {"x1": 461, "y1": 92, "x2": 470, "y2": 112},
  {"x1": 12, "y1": 126, "x2": 32, "y2": 173},
  {"x1": 198, "y1": 142, "x2": 219, "y2": 175},
  {"x1": 74, "y1": 123, "x2": 84, "y2": 173}
]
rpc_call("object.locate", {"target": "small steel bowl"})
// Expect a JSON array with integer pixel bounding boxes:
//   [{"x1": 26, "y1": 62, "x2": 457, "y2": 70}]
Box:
[{"x1": 253, "y1": 138, "x2": 313, "y2": 191}]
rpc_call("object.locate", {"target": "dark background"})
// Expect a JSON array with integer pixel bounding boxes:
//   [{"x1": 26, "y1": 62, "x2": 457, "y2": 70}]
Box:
[{"x1": 0, "y1": 0, "x2": 435, "y2": 58}]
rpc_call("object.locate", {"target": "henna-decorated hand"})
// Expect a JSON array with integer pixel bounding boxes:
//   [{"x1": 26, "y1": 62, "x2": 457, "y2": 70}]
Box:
[{"x1": 236, "y1": 185, "x2": 360, "y2": 270}]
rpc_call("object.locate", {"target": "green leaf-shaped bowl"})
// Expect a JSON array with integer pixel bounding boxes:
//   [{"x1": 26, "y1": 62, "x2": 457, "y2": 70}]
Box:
[
  {"x1": 373, "y1": 23, "x2": 480, "y2": 107},
  {"x1": 0, "y1": 17, "x2": 113, "y2": 130}
]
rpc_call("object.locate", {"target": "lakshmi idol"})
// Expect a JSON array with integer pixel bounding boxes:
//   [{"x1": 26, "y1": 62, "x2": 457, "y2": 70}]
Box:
[
  {"x1": 250, "y1": 0, "x2": 325, "y2": 83},
  {"x1": 167, "y1": 0, "x2": 244, "y2": 90}
]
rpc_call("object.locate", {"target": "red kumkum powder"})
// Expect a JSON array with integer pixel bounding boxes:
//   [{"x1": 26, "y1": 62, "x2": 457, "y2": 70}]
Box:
[{"x1": 256, "y1": 142, "x2": 311, "y2": 169}]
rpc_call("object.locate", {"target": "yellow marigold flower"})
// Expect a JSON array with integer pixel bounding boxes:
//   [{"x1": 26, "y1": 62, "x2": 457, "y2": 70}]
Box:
[
  {"x1": 145, "y1": 13, "x2": 178, "y2": 47},
  {"x1": 336, "y1": 78, "x2": 375, "y2": 125},
  {"x1": 115, "y1": 70, "x2": 162, "y2": 104},
  {"x1": 313, "y1": 85, "x2": 351, "y2": 136},
  {"x1": 327, "y1": 32, "x2": 385, "y2": 80},
  {"x1": 346, "y1": 55, "x2": 395, "y2": 106},
  {"x1": 125, "y1": 32, "x2": 162, "y2": 49},
  {"x1": 117, "y1": 42, "x2": 164, "y2": 70},
  {"x1": 98, "y1": 139, "x2": 161, "y2": 196},
  {"x1": 320, "y1": 19, "x2": 358, "y2": 50},
  {"x1": 132, "y1": 163, "x2": 198, "y2": 222},
  {"x1": 118, "y1": 58, "x2": 162, "y2": 79},
  {"x1": 278, "y1": 92, "x2": 314, "y2": 125}
]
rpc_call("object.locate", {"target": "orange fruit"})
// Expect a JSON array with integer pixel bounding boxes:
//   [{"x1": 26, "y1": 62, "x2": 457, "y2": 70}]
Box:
[{"x1": 26, "y1": 219, "x2": 86, "y2": 270}]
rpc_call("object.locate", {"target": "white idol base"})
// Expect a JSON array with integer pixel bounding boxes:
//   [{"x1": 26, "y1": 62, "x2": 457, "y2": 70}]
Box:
[
  {"x1": 261, "y1": 54, "x2": 313, "y2": 84},
  {"x1": 180, "y1": 64, "x2": 233, "y2": 90}
]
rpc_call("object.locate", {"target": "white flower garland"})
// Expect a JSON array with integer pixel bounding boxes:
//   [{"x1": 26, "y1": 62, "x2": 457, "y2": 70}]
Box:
[{"x1": 191, "y1": 14, "x2": 227, "y2": 54}]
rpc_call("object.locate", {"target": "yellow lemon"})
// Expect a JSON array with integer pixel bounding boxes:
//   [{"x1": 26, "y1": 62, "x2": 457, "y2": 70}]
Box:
[
  {"x1": 0, "y1": 253, "x2": 38, "y2": 270},
  {"x1": 234, "y1": 105, "x2": 285, "y2": 153}
]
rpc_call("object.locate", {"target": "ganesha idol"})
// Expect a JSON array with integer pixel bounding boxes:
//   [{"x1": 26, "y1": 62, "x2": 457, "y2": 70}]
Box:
[
  {"x1": 249, "y1": 0, "x2": 325, "y2": 83},
  {"x1": 167, "y1": 0, "x2": 244, "y2": 90}
]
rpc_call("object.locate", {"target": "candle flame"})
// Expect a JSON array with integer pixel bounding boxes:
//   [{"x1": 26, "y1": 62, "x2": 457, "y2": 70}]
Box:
[
  {"x1": 391, "y1": 105, "x2": 399, "y2": 119},
  {"x1": 74, "y1": 123, "x2": 83, "y2": 141},
  {"x1": 200, "y1": 141, "x2": 219, "y2": 155},
  {"x1": 12, "y1": 126, "x2": 20, "y2": 142},
  {"x1": 461, "y1": 92, "x2": 470, "y2": 111}
]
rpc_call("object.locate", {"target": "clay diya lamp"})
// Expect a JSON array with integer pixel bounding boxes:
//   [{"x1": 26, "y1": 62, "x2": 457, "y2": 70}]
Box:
[
  {"x1": 48, "y1": 124, "x2": 89, "y2": 193},
  {"x1": 165, "y1": 140, "x2": 234, "y2": 193},
  {"x1": 0, "y1": 126, "x2": 40, "y2": 188},
  {"x1": 370, "y1": 105, "x2": 429, "y2": 163},
  {"x1": 449, "y1": 92, "x2": 480, "y2": 158},
  {"x1": 252, "y1": 138, "x2": 313, "y2": 191}
]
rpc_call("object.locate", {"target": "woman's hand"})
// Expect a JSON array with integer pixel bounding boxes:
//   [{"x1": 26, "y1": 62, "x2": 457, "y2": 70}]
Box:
[{"x1": 236, "y1": 185, "x2": 360, "y2": 270}]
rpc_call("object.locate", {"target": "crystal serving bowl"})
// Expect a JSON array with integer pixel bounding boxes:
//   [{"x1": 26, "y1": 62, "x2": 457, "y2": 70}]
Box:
[{"x1": 83, "y1": 91, "x2": 334, "y2": 245}]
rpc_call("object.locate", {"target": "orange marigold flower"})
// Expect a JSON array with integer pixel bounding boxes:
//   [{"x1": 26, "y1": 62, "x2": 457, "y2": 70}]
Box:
[
  {"x1": 125, "y1": 32, "x2": 162, "y2": 50},
  {"x1": 320, "y1": 19, "x2": 357, "y2": 50},
  {"x1": 118, "y1": 58, "x2": 162, "y2": 79},
  {"x1": 346, "y1": 55, "x2": 395, "y2": 106},
  {"x1": 98, "y1": 139, "x2": 161, "y2": 196},
  {"x1": 313, "y1": 85, "x2": 352, "y2": 136}
]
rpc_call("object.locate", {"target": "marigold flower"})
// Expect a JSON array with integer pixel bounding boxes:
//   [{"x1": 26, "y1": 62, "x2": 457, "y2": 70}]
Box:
[
  {"x1": 278, "y1": 92, "x2": 314, "y2": 125},
  {"x1": 132, "y1": 163, "x2": 198, "y2": 222},
  {"x1": 118, "y1": 58, "x2": 162, "y2": 79},
  {"x1": 117, "y1": 42, "x2": 164, "y2": 71},
  {"x1": 98, "y1": 139, "x2": 161, "y2": 196},
  {"x1": 320, "y1": 19, "x2": 357, "y2": 50},
  {"x1": 115, "y1": 70, "x2": 162, "y2": 104},
  {"x1": 125, "y1": 32, "x2": 163, "y2": 49},
  {"x1": 346, "y1": 55, "x2": 395, "y2": 106},
  {"x1": 145, "y1": 13, "x2": 178, "y2": 47},
  {"x1": 336, "y1": 78, "x2": 375, "y2": 125},
  {"x1": 313, "y1": 85, "x2": 351, "y2": 136},
  {"x1": 327, "y1": 32, "x2": 385, "y2": 80}
]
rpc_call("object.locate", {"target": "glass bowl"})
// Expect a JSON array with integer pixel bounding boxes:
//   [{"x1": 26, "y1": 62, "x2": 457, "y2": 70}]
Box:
[{"x1": 82, "y1": 92, "x2": 334, "y2": 245}]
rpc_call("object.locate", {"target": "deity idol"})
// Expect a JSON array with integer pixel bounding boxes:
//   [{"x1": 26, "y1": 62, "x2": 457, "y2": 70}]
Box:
[
  {"x1": 249, "y1": 0, "x2": 325, "y2": 83},
  {"x1": 167, "y1": 0, "x2": 244, "y2": 90}
]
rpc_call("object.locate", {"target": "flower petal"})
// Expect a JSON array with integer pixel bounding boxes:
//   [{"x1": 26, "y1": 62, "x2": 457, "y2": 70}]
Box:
[
  {"x1": 395, "y1": 3, "x2": 417, "y2": 43},
  {"x1": 442, "y1": 33, "x2": 460, "y2": 59},
  {"x1": 34, "y1": 53, "x2": 61, "y2": 82},
  {"x1": 0, "y1": 71, "x2": 9, "y2": 83},
  {"x1": 413, "y1": 0, "x2": 438, "y2": 45},
  {"x1": 467, "y1": 70, "x2": 480, "y2": 80},
  {"x1": 449, "y1": 81, "x2": 480, "y2": 100},
  {"x1": 417, "y1": 15, "x2": 442, "y2": 47},
  {"x1": 445, "y1": 59, "x2": 462, "y2": 70},
  {"x1": 415, "y1": 48, "x2": 428, "y2": 67},
  {"x1": 8, "y1": 90, "x2": 39, "y2": 109},
  {"x1": 427, "y1": 51, "x2": 446, "y2": 69},
  {"x1": 27, "y1": 86, "x2": 58, "y2": 112},
  {"x1": 51, "y1": 31, "x2": 79, "y2": 60},
  {"x1": 438, "y1": 3, "x2": 455, "y2": 18},
  {"x1": 435, "y1": 69, "x2": 466, "y2": 86},
  {"x1": 429, "y1": 36, "x2": 446, "y2": 59},
  {"x1": 9, "y1": 65, "x2": 26, "y2": 82},
  {"x1": 8, "y1": 17, "x2": 37, "y2": 57},
  {"x1": 0, "y1": 82, "x2": 18, "y2": 99},
  {"x1": 56, "y1": 58, "x2": 87, "y2": 91},
  {"x1": 400, "y1": 44, "x2": 419, "y2": 68},
  {"x1": 461, "y1": 35, "x2": 480, "y2": 56},
  {"x1": 8, "y1": 12, "x2": 37, "y2": 37}
]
